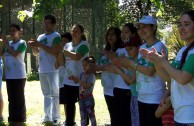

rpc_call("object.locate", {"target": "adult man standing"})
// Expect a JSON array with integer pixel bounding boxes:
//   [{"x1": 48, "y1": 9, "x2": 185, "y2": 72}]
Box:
[{"x1": 28, "y1": 15, "x2": 61, "y2": 125}]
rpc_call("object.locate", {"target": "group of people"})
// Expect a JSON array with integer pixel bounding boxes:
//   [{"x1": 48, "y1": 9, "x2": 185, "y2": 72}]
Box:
[{"x1": 0, "y1": 9, "x2": 193, "y2": 126}]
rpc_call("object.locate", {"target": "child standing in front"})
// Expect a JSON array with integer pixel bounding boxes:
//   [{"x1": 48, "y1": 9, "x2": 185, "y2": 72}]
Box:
[{"x1": 69, "y1": 56, "x2": 96, "y2": 126}]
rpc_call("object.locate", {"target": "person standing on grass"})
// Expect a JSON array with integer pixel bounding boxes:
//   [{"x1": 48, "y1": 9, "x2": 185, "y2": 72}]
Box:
[
  {"x1": 60, "y1": 24, "x2": 89, "y2": 126},
  {"x1": 120, "y1": 23, "x2": 140, "y2": 126},
  {"x1": 94, "y1": 27, "x2": 123, "y2": 126},
  {"x1": 1, "y1": 24, "x2": 27, "y2": 126},
  {"x1": 140, "y1": 10, "x2": 194, "y2": 126},
  {"x1": 114, "y1": 16, "x2": 167, "y2": 126},
  {"x1": 69, "y1": 56, "x2": 97, "y2": 126},
  {"x1": 28, "y1": 15, "x2": 61, "y2": 125}
]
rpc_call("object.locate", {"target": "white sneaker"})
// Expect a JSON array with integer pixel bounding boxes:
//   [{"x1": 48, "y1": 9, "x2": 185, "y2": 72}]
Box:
[{"x1": 53, "y1": 119, "x2": 61, "y2": 126}]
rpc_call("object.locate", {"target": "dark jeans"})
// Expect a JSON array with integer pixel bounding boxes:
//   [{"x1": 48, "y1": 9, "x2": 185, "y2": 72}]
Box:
[
  {"x1": 138, "y1": 101, "x2": 162, "y2": 126},
  {"x1": 6, "y1": 79, "x2": 26, "y2": 122},
  {"x1": 113, "y1": 88, "x2": 131, "y2": 126},
  {"x1": 175, "y1": 122, "x2": 194, "y2": 126},
  {"x1": 104, "y1": 95, "x2": 116, "y2": 126}
]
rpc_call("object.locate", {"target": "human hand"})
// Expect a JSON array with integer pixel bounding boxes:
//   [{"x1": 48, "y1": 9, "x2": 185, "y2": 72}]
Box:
[
  {"x1": 68, "y1": 75, "x2": 79, "y2": 83},
  {"x1": 28, "y1": 39, "x2": 41, "y2": 47},
  {"x1": 161, "y1": 97, "x2": 171, "y2": 112},
  {"x1": 103, "y1": 50, "x2": 116, "y2": 60},
  {"x1": 103, "y1": 64, "x2": 120, "y2": 74},
  {"x1": 1, "y1": 34, "x2": 9, "y2": 45},
  {"x1": 113, "y1": 56, "x2": 135, "y2": 70},
  {"x1": 140, "y1": 47, "x2": 166, "y2": 65}
]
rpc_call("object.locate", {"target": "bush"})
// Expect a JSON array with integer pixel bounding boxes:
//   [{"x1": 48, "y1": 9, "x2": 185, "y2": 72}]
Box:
[{"x1": 159, "y1": 26, "x2": 186, "y2": 60}]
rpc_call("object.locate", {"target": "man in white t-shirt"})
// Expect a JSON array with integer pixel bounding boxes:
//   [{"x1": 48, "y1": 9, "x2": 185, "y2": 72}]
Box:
[{"x1": 28, "y1": 15, "x2": 61, "y2": 126}]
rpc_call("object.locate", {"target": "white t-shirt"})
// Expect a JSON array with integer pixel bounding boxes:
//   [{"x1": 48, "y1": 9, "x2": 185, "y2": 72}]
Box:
[
  {"x1": 4, "y1": 39, "x2": 27, "y2": 79},
  {"x1": 63, "y1": 40, "x2": 89, "y2": 86},
  {"x1": 171, "y1": 46, "x2": 194, "y2": 123},
  {"x1": 136, "y1": 41, "x2": 167, "y2": 104},
  {"x1": 99, "y1": 54, "x2": 115, "y2": 96},
  {"x1": 113, "y1": 48, "x2": 131, "y2": 90},
  {"x1": 37, "y1": 32, "x2": 61, "y2": 73}
]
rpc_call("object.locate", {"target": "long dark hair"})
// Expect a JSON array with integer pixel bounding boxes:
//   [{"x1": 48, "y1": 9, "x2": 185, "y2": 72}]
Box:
[
  {"x1": 180, "y1": 10, "x2": 194, "y2": 69},
  {"x1": 104, "y1": 27, "x2": 124, "y2": 52},
  {"x1": 124, "y1": 23, "x2": 137, "y2": 35}
]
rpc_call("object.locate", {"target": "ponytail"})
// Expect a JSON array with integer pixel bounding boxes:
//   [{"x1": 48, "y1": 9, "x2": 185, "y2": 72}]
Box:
[{"x1": 180, "y1": 41, "x2": 194, "y2": 69}]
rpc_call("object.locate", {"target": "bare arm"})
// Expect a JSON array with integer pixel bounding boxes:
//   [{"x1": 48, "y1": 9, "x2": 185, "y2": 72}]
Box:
[
  {"x1": 113, "y1": 56, "x2": 156, "y2": 76},
  {"x1": 68, "y1": 75, "x2": 92, "y2": 89},
  {"x1": 55, "y1": 52, "x2": 65, "y2": 69},
  {"x1": 2, "y1": 35, "x2": 22, "y2": 57},
  {"x1": 63, "y1": 50, "x2": 83, "y2": 60},
  {"x1": 155, "y1": 98, "x2": 172, "y2": 118},
  {"x1": 117, "y1": 68, "x2": 136, "y2": 85},
  {"x1": 28, "y1": 39, "x2": 60, "y2": 56},
  {"x1": 162, "y1": 59, "x2": 193, "y2": 85},
  {"x1": 104, "y1": 64, "x2": 136, "y2": 85}
]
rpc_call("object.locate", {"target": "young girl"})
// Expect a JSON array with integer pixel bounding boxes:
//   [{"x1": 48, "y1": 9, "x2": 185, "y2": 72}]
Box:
[
  {"x1": 95, "y1": 27, "x2": 123, "y2": 126},
  {"x1": 121, "y1": 23, "x2": 138, "y2": 43},
  {"x1": 121, "y1": 23, "x2": 140, "y2": 126},
  {"x1": 69, "y1": 56, "x2": 96, "y2": 126},
  {"x1": 105, "y1": 37, "x2": 142, "y2": 126},
  {"x1": 115, "y1": 16, "x2": 168, "y2": 126},
  {"x1": 2, "y1": 24, "x2": 27, "y2": 125},
  {"x1": 140, "y1": 10, "x2": 194, "y2": 126}
]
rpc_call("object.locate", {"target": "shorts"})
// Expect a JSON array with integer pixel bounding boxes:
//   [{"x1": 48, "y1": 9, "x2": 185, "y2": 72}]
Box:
[{"x1": 60, "y1": 84, "x2": 79, "y2": 104}]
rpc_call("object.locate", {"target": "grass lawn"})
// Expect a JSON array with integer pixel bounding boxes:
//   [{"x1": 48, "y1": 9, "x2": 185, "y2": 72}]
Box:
[{"x1": 1, "y1": 80, "x2": 110, "y2": 126}]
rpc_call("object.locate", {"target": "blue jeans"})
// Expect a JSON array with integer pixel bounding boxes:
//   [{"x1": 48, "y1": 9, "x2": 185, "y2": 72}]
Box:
[
  {"x1": 131, "y1": 96, "x2": 140, "y2": 126},
  {"x1": 39, "y1": 72, "x2": 60, "y2": 121},
  {"x1": 175, "y1": 122, "x2": 194, "y2": 126}
]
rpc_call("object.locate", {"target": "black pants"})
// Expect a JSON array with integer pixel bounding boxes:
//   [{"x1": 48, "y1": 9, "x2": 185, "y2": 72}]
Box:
[
  {"x1": 138, "y1": 101, "x2": 162, "y2": 126},
  {"x1": 6, "y1": 79, "x2": 26, "y2": 122},
  {"x1": 113, "y1": 88, "x2": 131, "y2": 126},
  {"x1": 104, "y1": 95, "x2": 116, "y2": 126},
  {"x1": 60, "y1": 85, "x2": 79, "y2": 126}
]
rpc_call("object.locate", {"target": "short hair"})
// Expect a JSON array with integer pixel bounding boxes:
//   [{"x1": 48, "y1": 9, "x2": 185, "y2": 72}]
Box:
[
  {"x1": 44, "y1": 15, "x2": 56, "y2": 24},
  {"x1": 61, "y1": 32, "x2": 72, "y2": 41},
  {"x1": 10, "y1": 24, "x2": 21, "y2": 31}
]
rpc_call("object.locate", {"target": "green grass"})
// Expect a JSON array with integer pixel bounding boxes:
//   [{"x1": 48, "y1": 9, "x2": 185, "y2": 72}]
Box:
[{"x1": 1, "y1": 80, "x2": 110, "y2": 126}]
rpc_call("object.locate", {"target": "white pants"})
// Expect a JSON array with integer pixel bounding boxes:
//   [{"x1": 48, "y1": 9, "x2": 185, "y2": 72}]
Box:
[{"x1": 39, "y1": 72, "x2": 60, "y2": 121}]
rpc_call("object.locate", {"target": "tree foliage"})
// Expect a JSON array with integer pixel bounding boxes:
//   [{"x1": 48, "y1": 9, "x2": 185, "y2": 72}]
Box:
[{"x1": 119, "y1": 0, "x2": 194, "y2": 26}]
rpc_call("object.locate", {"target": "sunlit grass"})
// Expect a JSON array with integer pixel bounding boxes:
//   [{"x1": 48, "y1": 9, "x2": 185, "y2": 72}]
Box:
[{"x1": 2, "y1": 80, "x2": 110, "y2": 126}]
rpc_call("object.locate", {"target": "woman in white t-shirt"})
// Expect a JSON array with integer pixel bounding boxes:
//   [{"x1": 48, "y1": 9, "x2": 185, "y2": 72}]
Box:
[
  {"x1": 60, "y1": 24, "x2": 90, "y2": 126},
  {"x1": 96, "y1": 27, "x2": 124, "y2": 126},
  {"x1": 140, "y1": 10, "x2": 194, "y2": 126},
  {"x1": 2, "y1": 24, "x2": 27, "y2": 125},
  {"x1": 115, "y1": 16, "x2": 167, "y2": 126}
]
